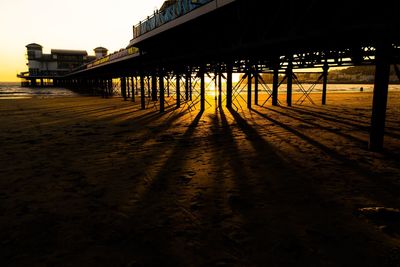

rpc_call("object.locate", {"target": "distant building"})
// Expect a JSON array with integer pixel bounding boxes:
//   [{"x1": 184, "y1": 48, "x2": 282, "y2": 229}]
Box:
[
  {"x1": 17, "y1": 43, "x2": 106, "y2": 87},
  {"x1": 94, "y1": 47, "x2": 108, "y2": 59}
]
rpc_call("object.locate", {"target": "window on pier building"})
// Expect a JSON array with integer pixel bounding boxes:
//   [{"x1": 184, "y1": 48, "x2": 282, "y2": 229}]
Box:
[
  {"x1": 29, "y1": 68, "x2": 39, "y2": 76},
  {"x1": 27, "y1": 51, "x2": 36, "y2": 60},
  {"x1": 57, "y1": 55, "x2": 83, "y2": 62},
  {"x1": 57, "y1": 62, "x2": 82, "y2": 70}
]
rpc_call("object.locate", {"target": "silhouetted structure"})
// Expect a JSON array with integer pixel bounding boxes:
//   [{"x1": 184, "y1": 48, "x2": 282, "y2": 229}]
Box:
[
  {"x1": 31, "y1": 0, "x2": 400, "y2": 150},
  {"x1": 17, "y1": 44, "x2": 101, "y2": 87}
]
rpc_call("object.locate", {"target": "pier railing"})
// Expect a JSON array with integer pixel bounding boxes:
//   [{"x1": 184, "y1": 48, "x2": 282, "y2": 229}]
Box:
[{"x1": 132, "y1": 0, "x2": 213, "y2": 39}]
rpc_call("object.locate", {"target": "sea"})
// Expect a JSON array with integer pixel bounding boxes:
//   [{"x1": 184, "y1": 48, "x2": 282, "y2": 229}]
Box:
[
  {"x1": 0, "y1": 82, "x2": 78, "y2": 99},
  {"x1": 1, "y1": 82, "x2": 400, "y2": 99}
]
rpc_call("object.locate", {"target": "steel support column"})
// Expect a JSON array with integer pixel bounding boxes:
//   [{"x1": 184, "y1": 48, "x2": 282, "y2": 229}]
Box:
[
  {"x1": 189, "y1": 74, "x2": 193, "y2": 101},
  {"x1": 109, "y1": 79, "x2": 113, "y2": 97},
  {"x1": 152, "y1": 74, "x2": 158, "y2": 101},
  {"x1": 135, "y1": 77, "x2": 139, "y2": 96},
  {"x1": 185, "y1": 72, "x2": 190, "y2": 101},
  {"x1": 200, "y1": 68, "x2": 205, "y2": 111},
  {"x1": 272, "y1": 62, "x2": 279, "y2": 106},
  {"x1": 287, "y1": 60, "x2": 293, "y2": 106},
  {"x1": 214, "y1": 72, "x2": 218, "y2": 101},
  {"x1": 140, "y1": 73, "x2": 146, "y2": 109},
  {"x1": 226, "y1": 63, "x2": 233, "y2": 108},
  {"x1": 107, "y1": 79, "x2": 112, "y2": 97},
  {"x1": 102, "y1": 79, "x2": 106, "y2": 98},
  {"x1": 103, "y1": 80, "x2": 107, "y2": 97},
  {"x1": 254, "y1": 68, "x2": 259, "y2": 106},
  {"x1": 147, "y1": 76, "x2": 151, "y2": 98},
  {"x1": 218, "y1": 72, "x2": 222, "y2": 108},
  {"x1": 247, "y1": 67, "x2": 252, "y2": 109},
  {"x1": 176, "y1": 73, "x2": 181, "y2": 108},
  {"x1": 160, "y1": 72, "x2": 165, "y2": 113},
  {"x1": 131, "y1": 77, "x2": 135, "y2": 102},
  {"x1": 322, "y1": 64, "x2": 329, "y2": 105},
  {"x1": 369, "y1": 42, "x2": 391, "y2": 151},
  {"x1": 121, "y1": 77, "x2": 127, "y2": 101},
  {"x1": 167, "y1": 76, "x2": 170, "y2": 97}
]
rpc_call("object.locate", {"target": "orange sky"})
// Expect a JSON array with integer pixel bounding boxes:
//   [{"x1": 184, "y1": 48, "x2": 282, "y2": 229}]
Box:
[{"x1": 0, "y1": 0, "x2": 165, "y2": 82}]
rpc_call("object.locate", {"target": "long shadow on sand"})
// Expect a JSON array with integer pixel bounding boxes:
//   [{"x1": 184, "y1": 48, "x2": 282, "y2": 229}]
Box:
[
  {"x1": 249, "y1": 108, "x2": 400, "y2": 202},
  {"x1": 202, "y1": 107, "x2": 398, "y2": 266},
  {"x1": 286, "y1": 106, "x2": 400, "y2": 139},
  {"x1": 105, "y1": 111, "x2": 205, "y2": 266},
  {"x1": 263, "y1": 106, "x2": 368, "y2": 146}
]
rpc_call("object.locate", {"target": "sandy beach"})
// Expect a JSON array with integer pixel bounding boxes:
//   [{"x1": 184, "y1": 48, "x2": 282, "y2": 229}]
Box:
[{"x1": 1, "y1": 92, "x2": 400, "y2": 266}]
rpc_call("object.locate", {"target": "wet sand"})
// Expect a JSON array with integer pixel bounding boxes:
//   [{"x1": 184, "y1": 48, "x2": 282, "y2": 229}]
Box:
[{"x1": 0, "y1": 92, "x2": 400, "y2": 266}]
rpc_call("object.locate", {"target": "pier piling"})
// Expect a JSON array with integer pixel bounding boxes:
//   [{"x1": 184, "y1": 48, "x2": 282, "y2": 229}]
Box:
[
  {"x1": 272, "y1": 61, "x2": 279, "y2": 106},
  {"x1": 286, "y1": 59, "x2": 293, "y2": 106},
  {"x1": 140, "y1": 73, "x2": 146, "y2": 109},
  {"x1": 369, "y1": 42, "x2": 391, "y2": 151},
  {"x1": 226, "y1": 63, "x2": 233, "y2": 109},
  {"x1": 176, "y1": 73, "x2": 181, "y2": 108},
  {"x1": 322, "y1": 64, "x2": 329, "y2": 105},
  {"x1": 200, "y1": 67, "x2": 205, "y2": 111},
  {"x1": 247, "y1": 66, "x2": 252, "y2": 109},
  {"x1": 152, "y1": 74, "x2": 158, "y2": 101},
  {"x1": 121, "y1": 77, "x2": 127, "y2": 101},
  {"x1": 160, "y1": 72, "x2": 165, "y2": 113}
]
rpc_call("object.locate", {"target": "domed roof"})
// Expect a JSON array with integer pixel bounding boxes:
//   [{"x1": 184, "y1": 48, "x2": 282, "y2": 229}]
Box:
[
  {"x1": 94, "y1": 47, "x2": 108, "y2": 51},
  {"x1": 26, "y1": 43, "x2": 43, "y2": 49}
]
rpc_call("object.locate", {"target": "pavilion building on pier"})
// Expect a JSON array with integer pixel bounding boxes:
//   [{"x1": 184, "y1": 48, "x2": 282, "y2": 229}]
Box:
[{"x1": 17, "y1": 43, "x2": 107, "y2": 87}]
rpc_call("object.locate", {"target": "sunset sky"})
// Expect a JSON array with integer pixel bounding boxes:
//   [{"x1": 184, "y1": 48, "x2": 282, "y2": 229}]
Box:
[{"x1": 0, "y1": 0, "x2": 165, "y2": 82}]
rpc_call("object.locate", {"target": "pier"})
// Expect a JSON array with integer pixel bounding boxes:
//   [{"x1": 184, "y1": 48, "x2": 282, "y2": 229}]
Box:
[{"x1": 53, "y1": 0, "x2": 400, "y2": 150}]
